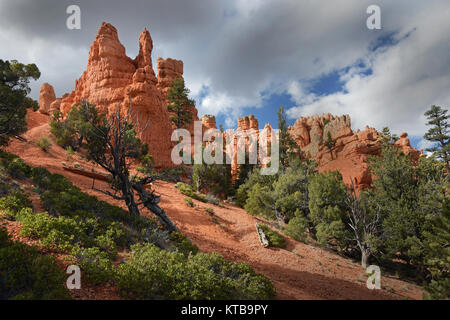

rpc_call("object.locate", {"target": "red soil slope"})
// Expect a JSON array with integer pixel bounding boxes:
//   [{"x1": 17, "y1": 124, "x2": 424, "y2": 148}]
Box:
[{"x1": 3, "y1": 111, "x2": 424, "y2": 300}]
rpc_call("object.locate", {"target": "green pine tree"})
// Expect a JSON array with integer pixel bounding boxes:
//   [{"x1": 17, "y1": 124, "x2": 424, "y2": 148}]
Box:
[
  {"x1": 324, "y1": 131, "x2": 336, "y2": 160},
  {"x1": 0, "y1": 59, "x2": 40, "y2": 146},
  {"x1": 424, "y1": 105, "x2": 449, "y2": 177},
  {"x1": 277, "y1": 106, "x2": 300, "y2": 170},
  {"x1": 423, "y1": 196, "x2": 450, "y2": 299},
  {"x1": 167, "y1": 78, "x2": 194, "y2": 129}
]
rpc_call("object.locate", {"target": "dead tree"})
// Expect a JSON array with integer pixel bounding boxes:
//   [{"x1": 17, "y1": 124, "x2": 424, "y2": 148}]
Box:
[
  {"x1": 346, "y1": 180, "x2": 380, "y2": 268},
  {"x1": 82, "y1": 100, "x2": 180, "y2": 233}
]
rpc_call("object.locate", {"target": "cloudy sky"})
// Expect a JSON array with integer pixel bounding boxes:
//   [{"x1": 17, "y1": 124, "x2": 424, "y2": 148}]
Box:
[{"x1": 1, "y1": 0, "x2": 449, "y2": 149}]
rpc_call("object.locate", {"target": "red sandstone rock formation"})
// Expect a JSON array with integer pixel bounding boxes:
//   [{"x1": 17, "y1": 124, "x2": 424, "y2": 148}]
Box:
[
  {"x1": 156, "y1": 57, "x2": 184, "y2": 98},
  {"x1": 38, "y1": 83, "x2": 56, "y2": 115},
  {"x1": 50, "y1": 22, "x2": 184, "y2": 167},
  {"x1": 200, "y1": 114, "x2": 217, "y2": 131},
  {"x1": 289, "y1": 113, "x2": 421, "y2": 191},
  {"x1": 231, "y1": 115, "x2": 264, "y2": 179}
]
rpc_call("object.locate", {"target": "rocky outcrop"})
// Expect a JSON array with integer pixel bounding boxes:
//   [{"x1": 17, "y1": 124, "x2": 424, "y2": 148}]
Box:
[
  {"x1": 53, "y1": 22, "x2": 183, "y2": 167},
  {"x1": 231, "y1": 115, "x2": 265, "y2": 179},
  {"x1": 156, "y1": 57, "x2": 184, "y2": 98},
  {"x1": 289, "y1": 113, "x2": 422, "y2": 191},
  {"x1": 237, "y1": 115, "x2": 258, "y2": 131},
  {"x1": 38, "y1": 83, "x2": 56, "y2": 115},
  {"x1": 200, "y1": 115, "x2": 217, "y2": 131}
]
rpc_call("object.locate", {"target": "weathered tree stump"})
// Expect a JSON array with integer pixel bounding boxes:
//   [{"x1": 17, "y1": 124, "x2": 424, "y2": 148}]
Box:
[{"x1": 256, "y1": 223, "x2": 269, "y2": 248}]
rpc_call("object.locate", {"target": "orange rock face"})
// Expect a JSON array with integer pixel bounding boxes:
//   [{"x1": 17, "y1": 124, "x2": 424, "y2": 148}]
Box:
[
  {"x1": 200, "y1": 114, "x2": 217, "y2": 131},
  {"x1": 289, "y1": 113, "x2": 421, "y2": 191},
  {"x1": 50, "y1": 22, "x2": 188, "y2": 168},
  {"x1": 231, "y1": 115, "x2": 261, "y2": 179},
  {"x1": 156, "y1": 57, "x2": 184, "y2": 98},
  {"x1": 38, "y1": 83, "x2": 56, "y2": 115}
]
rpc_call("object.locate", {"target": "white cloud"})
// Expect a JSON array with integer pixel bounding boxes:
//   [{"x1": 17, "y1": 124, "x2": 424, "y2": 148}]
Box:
[{"x1": 287, "y1": 2, "x2": 450, "y2": 135}]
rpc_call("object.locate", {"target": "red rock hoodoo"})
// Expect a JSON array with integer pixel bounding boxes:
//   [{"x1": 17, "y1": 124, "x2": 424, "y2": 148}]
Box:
[
  {"x1": 44, "y1": 22, "x2": 201, "y2": 168},
  {"x1": 38, "y1": 83, "x2": 56, "y2": 115}
]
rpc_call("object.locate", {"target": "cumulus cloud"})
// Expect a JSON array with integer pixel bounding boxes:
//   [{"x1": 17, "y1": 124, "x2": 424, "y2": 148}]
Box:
[{"x1": 286, "y1": 1, "x2": 450, "y2": 136}]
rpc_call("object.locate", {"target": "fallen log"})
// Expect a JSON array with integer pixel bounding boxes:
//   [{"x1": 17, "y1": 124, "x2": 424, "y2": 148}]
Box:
[
  {"x1": 62, "y1": 164, "x2": 111, "y2": 182},
  {"x1": 255, "y1": 223, "x2": 269, "y2": 248}
]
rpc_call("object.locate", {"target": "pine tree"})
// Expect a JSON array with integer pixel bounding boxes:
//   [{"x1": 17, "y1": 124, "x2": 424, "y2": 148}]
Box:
[
  {"x1": 0, "y1": 59, "x2": 40, "y2": 146},
  {"x1": 424, "y1": 105, "x2": 449, "y2": 176},
  {"x1": 167, "y1": 78, "x2": 194, "y2": 129},
  {"x1": 423, "y1": 196, "x2": 450, "y2": 299},
  {"x1": 324, "y1": 131, "x2": 336, "y2": 160},
  {"x1": 277, "y1": 106, "x2": 300, "y2": 170}
]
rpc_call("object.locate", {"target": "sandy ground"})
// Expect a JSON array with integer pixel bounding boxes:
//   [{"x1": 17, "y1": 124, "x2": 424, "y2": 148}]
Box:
[{"x1": 2, "y1": 111, "x2": 425, "y2": 300}]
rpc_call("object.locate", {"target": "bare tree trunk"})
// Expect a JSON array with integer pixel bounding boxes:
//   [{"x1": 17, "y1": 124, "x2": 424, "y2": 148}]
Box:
[
  {"x1": 361, "y1": 250, "x2": 370, "y2": 269},
  {"x1": 132, "y1": 178, "x2": 180, "y2": 233}
]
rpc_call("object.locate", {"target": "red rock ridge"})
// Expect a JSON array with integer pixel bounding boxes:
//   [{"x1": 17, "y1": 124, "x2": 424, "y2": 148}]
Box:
[{"x1": 289, "y1": 113, "x2": 422, "y2": 191}]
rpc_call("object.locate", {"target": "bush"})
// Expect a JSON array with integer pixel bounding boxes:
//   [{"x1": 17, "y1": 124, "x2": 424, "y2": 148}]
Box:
[
  {"x1": 284, "y1": 215, "x2": 308, "y2": 242},
  {"x1": 5, "y1": 158, "x2": 32, "y2": 179},
  {"x1": 184, "y1": 197, "x2": 194, "y2": 207},
  {"x1": 170, "y1": 232, "x2": 198, "y2": 257},
  {"x1": 259, "y1": 224, "x2": 286, "y2": 248},
  {"x1": 71, "y1": 246, "x2": 114, "y2": 285},
  {"x1": 17, "y1": 209, "x2": 88, "y2": 252},
  {"x1": 0, "y1": 227, "x2": 70, "y2": 300},
  {"x1": 65, "y1": 146, "x2": 75, "y2": 160},
  {"x1": 0, "y1": 191, "x2": 32, "y2": 219},
  {"x1": 35, "y1": 137, "x2": 52, "y2": 152},
  {"x1": 115, "y1": 243, "x2": 275, "y2": 300},
  {"x1": 177, "y1": 182, "x2": 208, "y2": 203},
  {"x1": 205, "y1": 207, "x2": 214, "y2": 215}
]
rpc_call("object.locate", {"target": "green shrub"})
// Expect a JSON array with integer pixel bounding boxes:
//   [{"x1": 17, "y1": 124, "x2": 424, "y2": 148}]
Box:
[
  {"x1": 259, "y1": 224, "x2": 287, "y2": 248},
  {"x1": 17, "y1": 209, "x2": 88, "y2": 252},
  {"x1": 71, "y1": 246, "x2": 114, "y2": 285},
  {"x1": 35, "y1": 137, "x2": 52, "y2": 152},
  {"x1": 184, "y1": 197, "x2": 194, "y2": 207},
  {"x1": 115, "y1": 243, "x2": 275, "y2": 300},
  {"x1": 205, "y1": 207, "x2": 214, "y2": 215},
  {"x1": 177, "y1": 182, "x2": 208, "y2": 203},
  {"x1": 65, "y1": 146, "x2": 75, "y2": 160},
  {"x1": 16, "y1": 209, "x2": 125, "y2": 256},
  {"x1": 5, "y1": 158, "x2": 32, "y2": 179},
  {"x1": 0, "y1": 227, "x2": 70, "y2": 300},
  {"x1": 31, "y1": 168, "x2": 73, "y2": 193},
  {"x1": 284, "y1": 215, "x2": 308, "y2": 242},
  {"x1": 0, "y1": 191, "x2": 32, "y2": 219},
  {"x1": 170, "y1": 232, "x2": 198, "y2": 256}
]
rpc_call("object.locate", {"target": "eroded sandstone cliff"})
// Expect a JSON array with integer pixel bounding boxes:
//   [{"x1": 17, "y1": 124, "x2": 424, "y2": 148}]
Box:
[
  {"x1": 289, "y1": 113, "x2": 421, "y2": 191},
  {"x1": 40, "y1": 22, "x2": 202, "y2": 167}
]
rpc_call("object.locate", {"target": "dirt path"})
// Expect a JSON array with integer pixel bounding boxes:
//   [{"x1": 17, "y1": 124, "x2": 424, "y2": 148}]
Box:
[{"x1": 3, "y1": 111, "x2": 424, "y2": 300}]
